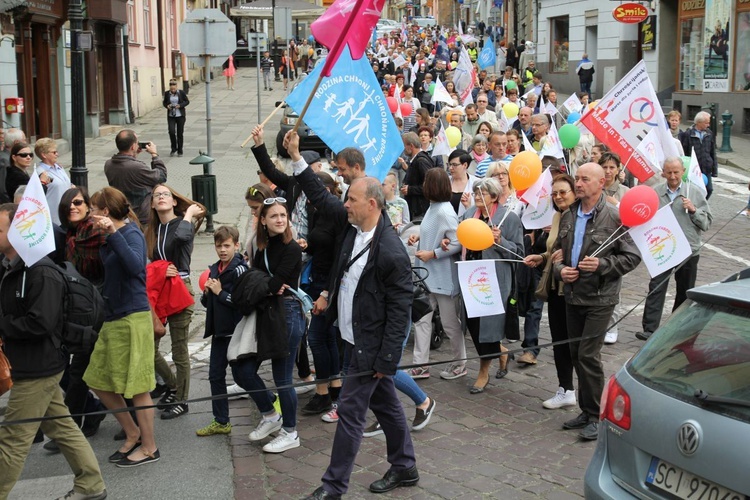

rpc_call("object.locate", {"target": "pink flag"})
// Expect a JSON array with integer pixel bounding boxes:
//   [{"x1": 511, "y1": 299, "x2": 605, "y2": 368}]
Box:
[{"x1": 311, "y1": 0, "x2": 386, "y2": 76}]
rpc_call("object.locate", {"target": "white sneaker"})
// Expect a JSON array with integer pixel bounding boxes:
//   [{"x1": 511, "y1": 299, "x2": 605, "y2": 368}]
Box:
[
  {"x1": 226, "y1": 383, "x2": 249, "y2": 400},
  {"x1": 543, "y1": 387, "x2": 577, "y2": 409},
  {"x1": 604, "y1": 331, "x2": 618, "y2": 344},
  {"x1": 248, "y1": 415, "x2": 282, "y2": 441},
  {"x1": 262, "y1": 428, "x2": 300, "y2": 453},
  {"x1": 294, "y1": 383, "x2": 315, "y2": 395}
]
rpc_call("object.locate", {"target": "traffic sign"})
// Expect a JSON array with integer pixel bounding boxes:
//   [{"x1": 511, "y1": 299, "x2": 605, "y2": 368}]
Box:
[{"x1": 180, "y1": 9, "x2": 237, "y2": 67}]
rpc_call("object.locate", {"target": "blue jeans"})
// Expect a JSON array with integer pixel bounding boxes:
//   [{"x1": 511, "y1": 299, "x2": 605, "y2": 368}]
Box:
[
  {"x1": 231, "y1": 298, "x2": 306, "y2": 430},
  {"x1": 394, "y1": 323, "x2": 427, "y2": 406},
  {"x1": 208, "y1": 335, "x2": 231, "y2": 424},
  {"x1": 304, "y1": 279, "x2": 340, "y2": 381}
]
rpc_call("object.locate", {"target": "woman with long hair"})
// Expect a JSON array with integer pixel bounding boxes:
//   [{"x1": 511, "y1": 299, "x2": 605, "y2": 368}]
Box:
[
  {"x1": 83, "y1": 187, "x2": 160, "y2": 467},
  {"x1": 234, "y1": 198, "x2": 305, "y2": 453},
  {"x1": 523, "y1": 174, "x2": 577, "y2": 409},
  {"x1": 144, "y1": 184, "x2": 204, "y2": 420},
  {"x1": 459, "y1": 178, "x2": 524, "y2": 393}
]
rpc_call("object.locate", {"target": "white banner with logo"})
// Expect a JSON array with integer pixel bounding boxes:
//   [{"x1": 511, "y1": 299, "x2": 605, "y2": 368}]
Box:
[
  {"x1": 627, "y1": 205, "x2": 692, "y2": 278},
  {"x1": 456, "y1": 260, "x2": 505, "y2": 318}
]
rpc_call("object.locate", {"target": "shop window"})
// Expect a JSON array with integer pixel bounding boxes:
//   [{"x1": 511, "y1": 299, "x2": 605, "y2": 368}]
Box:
[
  {"x1": 734, "y1": 11, "x2": 750, "y2": 92},
  {"x1": 550, "y1": 17, "x2": 569, "y2": 73},
  {"x1": 144, "y1": 0, "x2": 153, "y2": 46},
  {"x1": 678, "y1": 17, "x2": 703, "y2": 91},
  {"x1": 127, "y1": 0, "x2": 137, "y2": 43},
  {"x1": 686, "y1": 105, "x2": 701, "y2": 121}
]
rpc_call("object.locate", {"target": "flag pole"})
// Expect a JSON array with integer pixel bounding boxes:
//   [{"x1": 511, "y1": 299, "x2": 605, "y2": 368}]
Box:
[
  {"x1": 291, "y1": 0, "x2": 369, "y2": 135},
  {"x1": 241, "y1": 101, "x2": 286, "y2": 148}
]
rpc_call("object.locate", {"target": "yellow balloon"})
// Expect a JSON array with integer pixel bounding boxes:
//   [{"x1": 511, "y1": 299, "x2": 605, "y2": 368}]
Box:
[
  {"x1": 502, "y1": 102, "x2": 519, "y2": 119},
  {"x1": 450, "y1": 61, "x2": 457, "y2": 69},
  {"x1": 445, "y1": 126, "x2": 461, "y2": 148},
  {"x1": 308, "y1": 48, "x2": 314, "y2": 56},
  {"x1": 509, "y1": 151, "x2": 543, "y2": 190},
  {"x1": 457, "y1": 218, "x2": 494, "y2": 251}
]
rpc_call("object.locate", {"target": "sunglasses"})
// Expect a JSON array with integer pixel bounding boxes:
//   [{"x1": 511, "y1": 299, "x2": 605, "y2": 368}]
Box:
[
  {"x1": 71, "y1": 199, "x2": 86, "y2": 207},
  {"x1": 263, "y1": 197, "x2": 287, "y2": 205},
  {"x1": 15, "y1": 152, "x2": 33, "y2": 158}
]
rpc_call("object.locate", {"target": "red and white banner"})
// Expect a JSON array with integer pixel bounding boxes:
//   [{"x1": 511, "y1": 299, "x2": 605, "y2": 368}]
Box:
[{"x1": 580, "y1": 60, "x2": 680, "y2": 182}]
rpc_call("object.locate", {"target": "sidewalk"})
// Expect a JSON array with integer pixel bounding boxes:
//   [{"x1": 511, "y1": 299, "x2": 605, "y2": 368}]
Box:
[{"x1": 4, "y1": 68, "x2": 750, "y2": 499}]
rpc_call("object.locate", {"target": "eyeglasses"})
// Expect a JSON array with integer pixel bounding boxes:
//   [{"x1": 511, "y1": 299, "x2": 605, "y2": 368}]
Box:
[
  {"x1": 551, "y1": 189, "x2": 572, "y2": 197},
  {"x1": 492, "y1": 172, "x2": 509, "y2": 178},
  {"x1": 15, "y1": 152, "x2": 33, "y2": 158},
  {"x1": 70, "y1": 199, "x2": 85, "y2": 207},
  {"x1": 263, "y1": 197, "x2": 287, "y2": 205},
  {"x1": 152, "y1": 191, "x2": 173, "y2": 200},
  {"x1": 448, "y1": 162, "x2": 463, "y2": 167}
]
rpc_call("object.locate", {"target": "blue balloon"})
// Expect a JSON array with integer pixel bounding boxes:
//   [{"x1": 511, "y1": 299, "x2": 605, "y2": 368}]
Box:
[
  {"x1": 567, "y1": 112, "x2": 581, "y2": 124},
  {"x1": 702, "y1": 173, "x2": 708, "y2": 186},
  {"x1": 308, "y1": 35, "x2": 314, "y2": 43}
]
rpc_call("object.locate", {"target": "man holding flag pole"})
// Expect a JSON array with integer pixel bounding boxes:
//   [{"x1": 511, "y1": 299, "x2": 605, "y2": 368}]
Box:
[{"x1": 637, "y1": 157, "x2": 712, "y2": 341}]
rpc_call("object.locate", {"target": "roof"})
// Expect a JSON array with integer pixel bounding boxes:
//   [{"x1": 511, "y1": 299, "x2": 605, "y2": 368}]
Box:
[{"x1": 230, "y1": 0, "x2": 325, "y2": 18}]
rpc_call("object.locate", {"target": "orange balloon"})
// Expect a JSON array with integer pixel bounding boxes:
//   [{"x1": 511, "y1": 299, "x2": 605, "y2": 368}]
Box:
[
  {"x1": 457, "y1": 218, "x2": 494, "y2": 251},
  {"x1": 509, "y1": 151, "x2": 543, "y2": 190}
]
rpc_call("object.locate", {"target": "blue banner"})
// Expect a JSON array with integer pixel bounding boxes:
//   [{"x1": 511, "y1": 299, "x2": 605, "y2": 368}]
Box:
[
  {"x1": 477, "y1": 43, "x2": 496, "y2": 70},
  {"x1": 285, "y1": 47, "x2": 402, "y2": 182}
]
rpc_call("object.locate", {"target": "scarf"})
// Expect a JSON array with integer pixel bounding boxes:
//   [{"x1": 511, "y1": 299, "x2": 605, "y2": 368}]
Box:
[{"x1": 471, "y1": 151, "x2": 488, "y2": 164}]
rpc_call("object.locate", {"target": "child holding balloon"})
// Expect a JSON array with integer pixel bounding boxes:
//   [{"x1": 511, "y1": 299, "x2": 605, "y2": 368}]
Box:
[{"x1": 196, "y1": 226, "x2": 249, "y2": 436}]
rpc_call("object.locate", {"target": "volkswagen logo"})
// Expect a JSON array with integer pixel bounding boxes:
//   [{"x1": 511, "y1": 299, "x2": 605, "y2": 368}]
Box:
[{"x1": 677, "y1": 422, "x2": 700, "y2": 456}]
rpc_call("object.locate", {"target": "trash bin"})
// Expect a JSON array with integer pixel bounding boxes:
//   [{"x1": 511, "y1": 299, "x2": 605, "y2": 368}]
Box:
[{"x1": 191, "y1": 174, "x2": 218, "y2": 215}]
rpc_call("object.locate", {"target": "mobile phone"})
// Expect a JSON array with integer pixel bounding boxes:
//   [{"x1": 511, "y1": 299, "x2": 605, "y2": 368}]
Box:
[{"x1": 138, "y1": 141, "x2": 149, "y2": 149}]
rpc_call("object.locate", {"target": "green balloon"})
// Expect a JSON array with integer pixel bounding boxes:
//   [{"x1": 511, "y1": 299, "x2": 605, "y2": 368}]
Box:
[
  {"x1": 681, "y1": 156, "x2": 691, "y2": 181},
  {"x1": 558, "y1": 124, "x2": 581, "y2": 149},
  {"x1": 505, "y1": 80, "x2": 517, "y2": 91},
  {"x1": 429, "y1": 82, "x2": 436, "y2": 95}
]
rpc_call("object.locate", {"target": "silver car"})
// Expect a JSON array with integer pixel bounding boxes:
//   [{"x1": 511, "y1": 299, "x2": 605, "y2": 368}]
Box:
[{"x1": 585, "y1": 269, "x2": 750, "y2": 499}]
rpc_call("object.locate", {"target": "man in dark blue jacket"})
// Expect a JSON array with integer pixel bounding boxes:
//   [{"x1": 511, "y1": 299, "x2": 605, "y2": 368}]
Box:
[{"x1": 0, "y1": 203, "x2": 107, "y2": 499}]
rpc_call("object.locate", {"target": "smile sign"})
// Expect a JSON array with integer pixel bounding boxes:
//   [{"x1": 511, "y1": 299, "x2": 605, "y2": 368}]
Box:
[{"x1": 612, "y1": 3, "x2": 649, "y2": 24}]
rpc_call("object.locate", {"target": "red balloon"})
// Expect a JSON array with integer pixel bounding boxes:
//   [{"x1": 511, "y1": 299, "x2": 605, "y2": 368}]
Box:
[
  {"x1": 198, "y1": 268, "x2": 210, "y2": 291},
  {"x1": 618, "y1": 185, "x2": 659, "y2": 227},
  {"x1": 386, "y1": 96, "x2": 398, "y2": 113},
  {"x1": 400, "y1": 102, "x2": 413, "y2": 117}
]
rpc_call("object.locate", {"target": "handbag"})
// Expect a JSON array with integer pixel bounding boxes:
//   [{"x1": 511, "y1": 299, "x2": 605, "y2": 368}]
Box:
[
  {"x1": 227, "y1": 311, "x2": 258, "y2": 363},
  {"x1": 504, "y1": 265, "x2": 520, "y2": 341},
  {"x1": 152, "y1": 309, "x2": 167, "y2": 340},
  {"x1": 0, "y1": 338, "x2": 12, "y2": 396},
  {"x1": 411, "y1": 267, "x2": 434, "y2": 323},
  {"x1": 534, "y1": 256, "x2": 554, "y2": 302},
  {"x1": 265, "y1": 250, "x2": 314, "y2": 313}
]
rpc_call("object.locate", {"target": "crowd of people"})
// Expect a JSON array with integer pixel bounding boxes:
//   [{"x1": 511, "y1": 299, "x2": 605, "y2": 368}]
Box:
[{"x1": 0, "y1": 16, "x2": 720, "y2": 500}]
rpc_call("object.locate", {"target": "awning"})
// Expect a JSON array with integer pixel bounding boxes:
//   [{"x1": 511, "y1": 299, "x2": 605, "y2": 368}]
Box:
[
  {"x1": 230, "y1": 0, "x2": 326, "y2": 18},
  {"x1": 0, "y1": 0, "x2": 27, "y2": 13}
]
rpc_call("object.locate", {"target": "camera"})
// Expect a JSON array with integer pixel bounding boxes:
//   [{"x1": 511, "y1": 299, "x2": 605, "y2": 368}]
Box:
[{"x1": 138, "y1": 141, "x2": 150, "y2": 149}]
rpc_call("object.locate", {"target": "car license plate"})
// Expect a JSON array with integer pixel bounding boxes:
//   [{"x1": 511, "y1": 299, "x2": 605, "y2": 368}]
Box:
[{"x1": 646, "y1": 457, "x2": 746, "y2": 499}]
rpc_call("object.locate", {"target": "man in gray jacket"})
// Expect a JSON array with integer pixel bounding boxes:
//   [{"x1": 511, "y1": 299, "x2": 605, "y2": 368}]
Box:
[
  {"x1": 554, "y1": 163, "x2": 641, "y2": 441},
  {"x1": 104, "y1": 129, "x2": 167, "y2": 225},
  {"x1": 638, "y1": 157, "x2": 712, "y2": 341}
]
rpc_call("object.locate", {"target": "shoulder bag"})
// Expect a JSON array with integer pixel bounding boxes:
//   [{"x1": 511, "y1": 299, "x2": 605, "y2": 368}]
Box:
[{"x1": 264, "y1": 250, "x2": 314, "y2": 313}]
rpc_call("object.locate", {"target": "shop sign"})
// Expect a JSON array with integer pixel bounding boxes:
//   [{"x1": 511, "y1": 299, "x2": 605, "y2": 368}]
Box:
[
  {"x1": 26, "y1": 0, "x2": 64, "y2": 19},
  {"x1": 641, "y1": 15, "x2": 656, "y2": 51},
  {"x1": 681, "y1": 0, "x2": 705, "y2": 11},
  {"x1": 612, "y1": 3, "x2": 649, "y2": 24}
]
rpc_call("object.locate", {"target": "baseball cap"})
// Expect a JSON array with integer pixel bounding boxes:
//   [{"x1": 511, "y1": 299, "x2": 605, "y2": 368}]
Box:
[{"x1": 301, "y1": 150, "x2": 321, "y2": 165}]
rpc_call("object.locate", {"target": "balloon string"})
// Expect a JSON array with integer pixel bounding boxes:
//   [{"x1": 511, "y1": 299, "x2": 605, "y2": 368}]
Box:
[
  {"x1": 589, "y1": 230, "x2": 629, "y2": 258},
  {"x1": 493, "y1": 243, "x2": 525, "y2": 260},
  {"x1": 587, "y1": 223, "x2": 624, "y2": 257}
]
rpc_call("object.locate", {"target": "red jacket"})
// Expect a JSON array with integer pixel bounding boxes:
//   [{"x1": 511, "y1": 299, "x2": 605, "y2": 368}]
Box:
[{"x1": 146, "y1": 261, "x2": 195, "y2": 322}]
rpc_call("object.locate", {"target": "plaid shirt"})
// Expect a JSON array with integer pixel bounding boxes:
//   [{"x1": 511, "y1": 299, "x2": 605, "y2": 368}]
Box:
[{"x1": 65, "y1": 217, "x2": 107, "y2": 286}]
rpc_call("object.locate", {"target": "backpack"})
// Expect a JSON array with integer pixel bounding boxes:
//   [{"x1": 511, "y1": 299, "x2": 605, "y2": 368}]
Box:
[{"x1": 36, "y1": 261, "x2": 106, "y2": 355}]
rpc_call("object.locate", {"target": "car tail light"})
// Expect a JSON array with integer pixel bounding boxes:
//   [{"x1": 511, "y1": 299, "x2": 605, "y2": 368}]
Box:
[{"x1": 600, "y1": 375, "x2": 631, "y2": 430}]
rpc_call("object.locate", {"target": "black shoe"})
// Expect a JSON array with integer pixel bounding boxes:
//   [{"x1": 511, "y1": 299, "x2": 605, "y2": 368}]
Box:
[
  {"x1": 115, "y1": 449, "x2": 160, "y2": 468},
  {"x1": 161, "y1": 403, "x2": 189, "y2": 420},
  {"x1": 303, "y1": 486, "x2": 341, "y2": 500},
  {"x1": 156, "y1": 390, "x2": 176, "y2": 410},
  {"x1": 150, "y1": 383, "x2": 170, "y2": 399},
  {"x1": 562, "y1": 412, "x2": 590, "y2": 430},
  {"x1": 369, "y1": 465, "x2": 419, "y2": 493},
  {"x1": 301, "y1": 393, "x2": 332, "y2": 415},
  {"x1": 108, "y1": 441, "x2": 141, "y2": 463},
  {"x1": 579, "y1": 420, "x2": 599, "y2": 440},
  {"x1": 82, "y1": 412, "x2": 106, "y2": 438},
  {"x1": 43, "y1": 439, "x2": 61, "y2": 453},
  {"x1": 636, "y1": 331, "x2": 653, "y2": 341}
]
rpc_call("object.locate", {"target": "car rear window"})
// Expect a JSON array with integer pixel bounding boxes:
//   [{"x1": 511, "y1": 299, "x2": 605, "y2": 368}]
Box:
[{"x1": 628, "y1": 300, "x2": 750, "y2": 422}]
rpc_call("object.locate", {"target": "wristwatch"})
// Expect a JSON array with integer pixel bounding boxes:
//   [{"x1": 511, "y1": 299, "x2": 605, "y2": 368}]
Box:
[{"x1": 319, "y1": 291, "x2": 329, "y2": 300}]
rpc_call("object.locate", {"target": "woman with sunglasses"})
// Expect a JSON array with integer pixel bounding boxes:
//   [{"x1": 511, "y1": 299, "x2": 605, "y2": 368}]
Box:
[
  {"x1": 523, "y1": 174, "x2": 577, "y2": 409},
  {"x1": 144, "y1": 184, "x2": 204, "y2": 420},
  {"x1": 83, "y1": 187, "x2": 160, "y2": 467},
  {"x1": 234, "y1": 198, "x2": 305, "y2": 454},
  {"x1": 6, "y1": 142, "x2": 52, "y2": 198}
]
